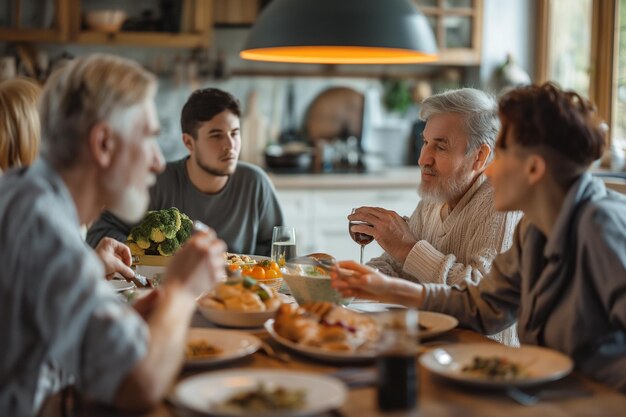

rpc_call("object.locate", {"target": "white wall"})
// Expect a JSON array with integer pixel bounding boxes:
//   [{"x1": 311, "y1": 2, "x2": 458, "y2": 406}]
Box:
[{"x1": 478, "y1": 0, "x2": 536, "y2": 90}]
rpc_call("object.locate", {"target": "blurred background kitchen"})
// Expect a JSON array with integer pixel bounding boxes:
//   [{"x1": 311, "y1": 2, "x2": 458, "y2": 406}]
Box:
[{"x1": 1, "y1": 0, "x2": 625, "y2": 259}]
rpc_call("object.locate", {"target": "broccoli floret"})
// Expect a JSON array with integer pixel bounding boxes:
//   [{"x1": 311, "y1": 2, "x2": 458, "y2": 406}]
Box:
[
  {"x1": 140, "y1": 210, "x2": 174, "y2": 242},
  {"x1": 150, "y1": 228, "x2": 166, "y2": 243},
  {"x1": 136, "y1": 236, "x2": 151, "y2": 249},
  {"x1": 158, "y1": 237, "x2": 180, "y2": 256},
  {"x1": 127, "y1": 208, "x2": 190, "y2": 257},
  {"x1": 126, "y1": 241, "x2": 144, "y2": 256},
  {"x1": 129, "y1": 223, "x2": 149, "y2": 243},
  {"x1": 176, "y1": 215, "x2": 193, "y2": 244},
  {"x1": 168, "y1": 207, "x2": 182, "y2": 234}
]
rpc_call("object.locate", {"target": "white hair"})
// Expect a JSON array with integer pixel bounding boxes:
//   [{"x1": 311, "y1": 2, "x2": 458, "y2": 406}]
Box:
[
  {"x1": 419, "y1": 88, "x2": 499, "y2": 162},
  {"x1": 39, "y1": 54, "x2": 157, "y2": 168}
]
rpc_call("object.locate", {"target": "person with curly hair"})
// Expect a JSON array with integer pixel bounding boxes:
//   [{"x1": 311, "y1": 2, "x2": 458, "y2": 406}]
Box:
[{"x1": 333, "y1": 83, "x2": 626, "y2": 392}]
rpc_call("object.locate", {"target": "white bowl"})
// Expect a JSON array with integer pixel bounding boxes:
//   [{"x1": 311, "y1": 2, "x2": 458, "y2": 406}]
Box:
[
  {"x1": 197, "y1": 305, "x2": 278, "y2": 328},
  {"x1": 282, "y1": 265, "x2": 353, "y2": 306},
  {"x1": 85, "y1": 10, "x2": 126, "y2": 32}
]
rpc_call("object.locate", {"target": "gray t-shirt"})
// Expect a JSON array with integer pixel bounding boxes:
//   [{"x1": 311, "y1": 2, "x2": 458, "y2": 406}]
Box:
[
  {"x1": 0, "y1": 160, "x2": 148, "y2": 417},
  {"x1": 87, "y1": 158, "x2": 283, "y2": 256}
]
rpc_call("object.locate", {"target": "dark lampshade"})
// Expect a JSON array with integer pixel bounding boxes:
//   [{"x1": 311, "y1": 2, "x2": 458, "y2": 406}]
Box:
[{"x1": 240, "y1": 0, "x2": 438, "y2": 64}]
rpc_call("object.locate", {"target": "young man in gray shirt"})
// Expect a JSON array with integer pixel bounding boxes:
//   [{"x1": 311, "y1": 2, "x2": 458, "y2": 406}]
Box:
[{"x1": 87, "y1": 88, "x2": 283, "y2": 256}]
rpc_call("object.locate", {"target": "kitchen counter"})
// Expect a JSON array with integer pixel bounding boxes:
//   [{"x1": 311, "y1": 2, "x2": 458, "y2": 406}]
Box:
[
  {"x1": 268, "y1": 166, "x2": 626, "y2": 193},
  {"x1": 268, "y1": 167, "x2": 421, "y2": 189}
]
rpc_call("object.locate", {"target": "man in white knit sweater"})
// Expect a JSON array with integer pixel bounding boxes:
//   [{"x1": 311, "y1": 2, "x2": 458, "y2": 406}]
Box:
[{"x1": 349, "y1": 88, "x2": 522, "y2": 345}]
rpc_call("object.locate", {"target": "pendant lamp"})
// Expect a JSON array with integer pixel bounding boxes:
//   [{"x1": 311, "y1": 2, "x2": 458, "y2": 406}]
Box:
[{"x1": 240, "y1": 0, "x2": 438, "y2": 64}]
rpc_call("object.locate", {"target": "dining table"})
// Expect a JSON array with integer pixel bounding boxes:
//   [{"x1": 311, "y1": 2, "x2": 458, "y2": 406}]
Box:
[{"x1": 38, "y1": 301, "x2": 626, "y2": 417}]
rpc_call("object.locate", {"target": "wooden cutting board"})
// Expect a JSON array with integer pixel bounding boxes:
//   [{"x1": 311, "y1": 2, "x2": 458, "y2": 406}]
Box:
[
  {"x1": 305, "y1": 87, "x2": 364, "y2": 141},
  {"x1": 132, "y1": 254, "x2": 171, "y2": 267}
]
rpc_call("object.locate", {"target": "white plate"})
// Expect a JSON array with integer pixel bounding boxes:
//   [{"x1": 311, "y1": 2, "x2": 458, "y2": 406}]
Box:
[
  {"x1": 225, "y1": 253, "x2": 270, "y2": 265},
  {"x1": 108, "y1": 279, "x2": 134, "y2": 292},
  {"x1": 345, "y1": 308, "x2": 457, "y2": 339},
  {"x1": 198, "y1": 305, "x2": 278, "y2": 328},
  {"x1": 185, "y1": 328, "x2": 261, "y2": 367},
  {"x1": 418, "y1": 311, "x2": 459, "y2": 340},
  {"x1": 264, "y1": 319, "x2": 376, "y2": 363},
  {"x1": 171, "y1": 369, "x2": 347, "y2": 417},
  {"x1": 420, "y1": 343, "x2": 574, "y2": 388},
  {"x1": 347, "y1": 302, "x2": 407, "y2": 313}
]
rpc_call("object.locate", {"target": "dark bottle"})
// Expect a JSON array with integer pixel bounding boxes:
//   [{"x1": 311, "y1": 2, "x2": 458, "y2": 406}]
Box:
[{"x1": 377, "y1": 352, "x2": 418, "y2": 411}]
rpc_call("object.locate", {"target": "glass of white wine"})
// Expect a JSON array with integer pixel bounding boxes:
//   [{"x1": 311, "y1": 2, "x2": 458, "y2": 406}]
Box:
[{"x1": 271, "y1": 226, "x2": 297, "y2": 265}]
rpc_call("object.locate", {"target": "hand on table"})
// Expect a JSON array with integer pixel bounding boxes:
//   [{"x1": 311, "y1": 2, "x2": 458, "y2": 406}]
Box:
[
  {"x1": 94, "y1": 237, "x2": 135, "y2": 280},
  {"x1": 348, "y1": 207, "x2": 416, "y2": 264}
]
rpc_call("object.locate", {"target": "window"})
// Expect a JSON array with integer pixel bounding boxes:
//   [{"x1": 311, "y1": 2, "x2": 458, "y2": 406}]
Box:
[
  {"x1": 536, "y1": 0, "x2": 620, "y2": 146},
  {"x1": 612, "y1": 0, "x2": 626, "y2": 146},
  {"x1": 546, "y1": 0, "x2": 593, "y2": 97}
]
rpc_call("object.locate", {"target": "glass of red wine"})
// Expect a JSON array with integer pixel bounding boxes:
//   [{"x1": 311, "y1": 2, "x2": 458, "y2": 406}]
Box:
[{"x1": 349, "y1": 208, "x2": 374, "y2": 264}]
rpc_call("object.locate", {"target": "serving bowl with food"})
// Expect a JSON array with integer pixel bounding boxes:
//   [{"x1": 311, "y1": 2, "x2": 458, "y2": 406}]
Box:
[
  {"x1": 197, "y1": 277, "x2": 282, "y2": 328},
  {"x1": 282, "y1": 253, "x2": 353, "y2": 306},
  {"x1": 125, "y1": 207, "x2": 194, "y2": 285},
  {"x1": 225, "y1": 252, "x2": 284, "y2": 292}
]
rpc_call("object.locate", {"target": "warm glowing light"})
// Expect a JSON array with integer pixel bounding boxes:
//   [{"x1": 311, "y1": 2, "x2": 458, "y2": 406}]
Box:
[{"x1": 240, "y1": 46, "x2": 438, "y2": 64}]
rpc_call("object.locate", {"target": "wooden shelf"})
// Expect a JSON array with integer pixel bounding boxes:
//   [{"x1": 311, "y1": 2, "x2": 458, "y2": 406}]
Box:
[
  {"x1": 75, "y1": 31, "x2": 210, "y2": 48},
  {"x1": 0, "y1": 28, "x2": 63, "y2": 42}
]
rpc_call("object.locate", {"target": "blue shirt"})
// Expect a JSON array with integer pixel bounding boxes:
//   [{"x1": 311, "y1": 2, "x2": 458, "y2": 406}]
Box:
[{"x1": 0, "y1": 160, "x2": 148, "y2": 416}]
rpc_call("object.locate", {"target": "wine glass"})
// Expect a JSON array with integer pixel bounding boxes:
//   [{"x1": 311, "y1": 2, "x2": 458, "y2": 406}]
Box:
[{"x1": 348, "y1": 208, "x2": 374, "y2": 264}]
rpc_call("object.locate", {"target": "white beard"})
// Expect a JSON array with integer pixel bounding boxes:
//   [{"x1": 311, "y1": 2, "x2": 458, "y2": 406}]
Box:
[
  {"x1": 418, "y1": 166, "x2": 475, "y2": 205},
  {"x1": 109, "y1": 185, "x2": 150, "y2": 224}
]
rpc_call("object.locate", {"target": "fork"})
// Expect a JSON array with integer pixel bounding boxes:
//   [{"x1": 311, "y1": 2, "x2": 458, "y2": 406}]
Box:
[
  {"x1": 289, "y1": 255, "x2": 337, "y2": 274},
  {"x1": 259, "y1": 341, "x2": 291, "y2": 364},
  {"x1": 506, "y1": 386, "x2": 592, "y2": 406}
]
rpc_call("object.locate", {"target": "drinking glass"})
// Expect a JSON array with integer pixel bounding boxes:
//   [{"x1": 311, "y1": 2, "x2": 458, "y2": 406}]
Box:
[
  {"x1": 374, "y1": 309, "x2": 420, "y2": 411},
  {"x1": 348, "y1": 208, "x2": 374, "y2": 264},
  {"x1": 271, "y1": 226, "x2": 297, "y2": 265}
]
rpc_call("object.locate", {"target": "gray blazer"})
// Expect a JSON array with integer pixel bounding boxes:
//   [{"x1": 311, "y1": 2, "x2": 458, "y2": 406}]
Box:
[{"x1": 420, "y1": 173, "x2": 626, "y2": 392}]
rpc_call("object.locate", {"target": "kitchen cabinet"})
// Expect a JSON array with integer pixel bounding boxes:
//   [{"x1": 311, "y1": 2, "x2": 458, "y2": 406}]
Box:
[
  {"x1": 0, "y1": 0, "x2": 70, "y2": 42},
  {"x1": 275, "y1": 187, "x2": 420, "y2": 263},
  {"x1": 213, "y1": 0, "x2": 261, "y2": 26},
  {"x1": 413, "y1": 0, "x2": 483, "y2": 65},
  {"x1": 68, "y1": 0, "x2": 213, "y2": 48},
  {"x1": 0, "y1": 0, "x2": 214, "y2": 48}
]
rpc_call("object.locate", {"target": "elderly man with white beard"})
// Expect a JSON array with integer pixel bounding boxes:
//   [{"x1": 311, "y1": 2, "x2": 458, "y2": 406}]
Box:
[{"x1": 349, "y1": 88, "x2": 522, "y2": 345}]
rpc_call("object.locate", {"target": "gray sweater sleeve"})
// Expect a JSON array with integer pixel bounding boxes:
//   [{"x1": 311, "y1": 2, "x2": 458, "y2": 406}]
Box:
[
  {"x1": 419, "y1": 223, "x2": 524, "y2": 335},
  {"x1": 86, "y1": 211, "x2": 134, "y2": 248}
]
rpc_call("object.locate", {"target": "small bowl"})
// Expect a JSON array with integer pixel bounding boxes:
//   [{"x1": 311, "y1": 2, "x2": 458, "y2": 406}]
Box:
[
  {"x1": 255, "y1": 277, "x2": 284, "y2": 293},
  {"x1": 197, "y1": 305, "x2": 278, "y2": 328},
  {"x1": 85, "y1": 10, "x2": 127, "y2": 33},
  {"x1": 282, "y1": 264, "x2": 353, "y2": 306}
]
